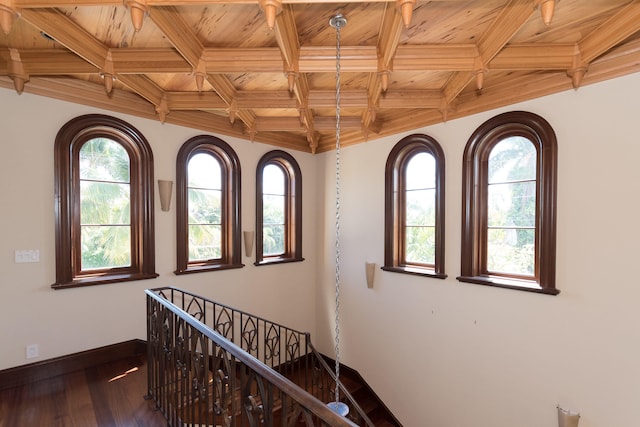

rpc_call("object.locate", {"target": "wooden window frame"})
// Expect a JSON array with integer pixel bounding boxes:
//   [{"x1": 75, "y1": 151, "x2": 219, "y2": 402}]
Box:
[
  {"x1": 255, "y1": 150, "x2": 304, "y2": 266},
  {"x1": 175, "y1": 135, "x2": 243, "y2": 274},
  {"x1": 52, "y1": 114, "x2": 157, "y2": 289},
  {"x1": 458, "y1": 111, "x2": 558, "y2": 295},
  {"x1": 383, "y1": 134, "x2": 446, "y2": 279}
]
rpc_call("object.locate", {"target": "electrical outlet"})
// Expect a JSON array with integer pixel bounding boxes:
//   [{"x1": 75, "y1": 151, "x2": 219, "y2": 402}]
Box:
[{"x1": 26, "y1": 344, "x2": 39, "y2": 359}]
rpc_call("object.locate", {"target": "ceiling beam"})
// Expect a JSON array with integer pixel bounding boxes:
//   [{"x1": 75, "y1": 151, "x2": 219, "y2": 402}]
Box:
[
  {"x1": 443, "y1": 0, "x2": 536, "y2": 105},
  {"x1": 563, "y1": 1, "x2": 640, "y2": 88},
  {"x1": 19, "y1": 8, "x2": 108, "y2": 69},
  {"x1": 2, "y1": 44, "x2": 590, "y2": 75},
  {"x1": 11, "y1": 0, "x2": 461, "y2": 6}
]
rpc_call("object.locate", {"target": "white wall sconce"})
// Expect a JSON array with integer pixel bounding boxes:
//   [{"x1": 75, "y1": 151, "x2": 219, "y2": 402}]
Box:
[
  {"x1": 243, "y1": 231, "x2": 254, "y2": 257},
  {"x1": 158, "y1": 180, "x2": 173, "y2": 212},
  {"x1": 558, "y1": 406, "x2": 580, "y2": 427},
  {"x1": 365, "y1": 262, "x2": 376, "y2": 288}
]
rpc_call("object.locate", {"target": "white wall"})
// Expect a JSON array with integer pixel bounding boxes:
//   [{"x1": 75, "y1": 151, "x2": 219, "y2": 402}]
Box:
[
  {"x1": 0, "y1": 88, "x2": 318, "y2": 370},
  {"x1": 2, "y1": 72, "x2": 640, "y2": 427},
  {"x1": 315, "y1": 72, "x2": 640, "y2": 426}
]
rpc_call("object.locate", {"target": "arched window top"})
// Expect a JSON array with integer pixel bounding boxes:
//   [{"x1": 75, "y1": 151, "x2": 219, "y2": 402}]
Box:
[
  {"x1": 459, "y1": 111, "x2": 558, "y2": 294},
  {"x1": 463, "y1": 110, "x2": 557, "y2": 161},
  {"x1": 255, "y1": 150, "x2": 303, "y2": 266},
  {"x1": 53, "y1": 114, "x2": 157, "y2": 289},
  {"x1": 175, "y1": 135, "x2": 242, "y2": 274},
  {"x1": 384, "y1": 133, "x2": 446, "y2": 279}
]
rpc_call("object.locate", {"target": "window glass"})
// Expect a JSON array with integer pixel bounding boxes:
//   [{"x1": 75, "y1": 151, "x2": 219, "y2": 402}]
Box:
[
  {"x1": 187, "y1": 153, "x2": 222, "y2": 262},
  {"x1": 262, "y1": 164, "x2": 286, "y2": 256},
  {"x1": 80, "y1": 138, "x2": 131, "y2": 270},
  {"x1": 404, "y1": 152, "x2": 436, "y2": 265},
  {"x1": 487, "y1": 137, "x2": 536, "y2": 276}
]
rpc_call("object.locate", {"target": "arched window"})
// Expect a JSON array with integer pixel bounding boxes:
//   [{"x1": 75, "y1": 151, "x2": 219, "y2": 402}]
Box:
[
  {"x1": 383, "y1": 134, "x2": 446, "y2": 278},
  {"x1": 53, "y1": 114, "x2": 157, "y2": 289},
  {"x1": 175, "y1": 135, "x2": 242, "y2": 274},
  {"x1": 458, "y1": 111, "x2": 558, "y2": 294},
  {"x1": 255, "y1": 150, "x2": 303, "y2": 265}
]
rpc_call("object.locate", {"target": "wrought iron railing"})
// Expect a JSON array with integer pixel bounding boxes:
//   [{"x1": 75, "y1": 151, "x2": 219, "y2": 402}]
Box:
[{"x1": 145, "y1": 286, "x2": 373, "y2": 426}]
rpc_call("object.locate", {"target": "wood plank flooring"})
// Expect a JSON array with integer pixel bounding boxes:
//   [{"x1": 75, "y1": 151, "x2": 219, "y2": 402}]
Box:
[{"x1": 0, "y1": 354, "x2": 167, "y2": 427}]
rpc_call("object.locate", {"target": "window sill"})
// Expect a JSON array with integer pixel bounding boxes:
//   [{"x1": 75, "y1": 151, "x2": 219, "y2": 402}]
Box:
[
  {"x1": 254, "y1": 257, "x2": 305, "y2": 267},
  {"x1": 456, "y1": 275, "x2": 559, "y2": 295},
  {"x1": 381, "y1": 265, "x2": 447, "y2": 279},
  {"x1": 52, "y1": 272, "x2": 159, "y2": 290},
  {"x1": 174, "y1": 263, "x2": 244, "y2": 275}
]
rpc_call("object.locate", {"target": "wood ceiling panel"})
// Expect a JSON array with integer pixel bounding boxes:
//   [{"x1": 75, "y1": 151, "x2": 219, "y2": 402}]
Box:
[{"x1": 1, "y1": 0, "x2": 639, "y2": 152}]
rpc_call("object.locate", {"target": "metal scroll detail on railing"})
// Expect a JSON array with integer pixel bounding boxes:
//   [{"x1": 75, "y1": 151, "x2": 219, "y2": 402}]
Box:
[{"x1": 145, "y1": 286, "x2": 368, "y2": 427}]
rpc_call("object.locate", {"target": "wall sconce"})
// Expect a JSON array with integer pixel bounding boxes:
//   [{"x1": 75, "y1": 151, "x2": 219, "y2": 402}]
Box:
[
  {"x1": 365, "y1": 262, "x2": 376, "y2": 288},
  {"x1": 158, "y1": 179, "x2": 173, "y2": 212},
  {"x1": 243, "y1": 231, "x2": 254, "y2": 257},
  {"x1": 558, "y1": 406, "x2": 580, "y2": 427}
]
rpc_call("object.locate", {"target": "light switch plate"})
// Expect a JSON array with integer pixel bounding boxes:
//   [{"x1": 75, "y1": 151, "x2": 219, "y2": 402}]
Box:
[{"x1": 15, "y1": 249, "x2": 40, "y2": 263}]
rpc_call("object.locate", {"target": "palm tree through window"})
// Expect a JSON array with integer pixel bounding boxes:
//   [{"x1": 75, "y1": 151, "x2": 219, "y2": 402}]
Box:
[{"x1": 79, "y1": 138, "x2": 131, "y2": 270}]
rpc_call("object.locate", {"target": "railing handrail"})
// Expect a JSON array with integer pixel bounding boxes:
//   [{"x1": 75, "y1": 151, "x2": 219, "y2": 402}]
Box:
[
  {"x1": 149, "y1": 285, "x2": 308, "y2": 337},
  {"x1": 146, "y1": 287, "x2": 359, "y2": 427}
]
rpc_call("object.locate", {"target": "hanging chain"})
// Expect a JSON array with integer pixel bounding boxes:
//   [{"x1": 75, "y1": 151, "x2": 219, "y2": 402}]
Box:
[{"x1": 332, "y1": 14, "x2": 345, "y2": 406}]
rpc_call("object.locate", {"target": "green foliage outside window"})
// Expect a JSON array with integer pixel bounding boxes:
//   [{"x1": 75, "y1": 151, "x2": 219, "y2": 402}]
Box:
[
  {"x1": 262, "y1": 164, "x2": 285, "y2": 256},
  {"x1": 487, "y1": 136, "x2": 536, "y2": 276},
  {"x1": 187, "y1": 153, "x2": 222, "y2": 261},
  {"x1": 79, "y1": 138, "x2": 131, "y2": 270},
  {"x1": 404, "y1": 152, "x2": 436, "y2": 265}
]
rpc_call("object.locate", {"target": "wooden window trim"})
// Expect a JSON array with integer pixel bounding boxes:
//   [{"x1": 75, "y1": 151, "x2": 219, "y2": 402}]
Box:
[
  {"x1": 383, "y1": 134, "x2": 446, "y2": 279},
  {"x1": 255, "y1": 150, "x2": 304, "y2": 266},
  {"x1": 52, "y1": 114, "x2": 157, "y2": 289},
  {"x1": 458, "y1": 111, "x2": 558, "y2": 295},
  {"x1": 175, "y1": 135, "x2": 243, "y2": 274}
]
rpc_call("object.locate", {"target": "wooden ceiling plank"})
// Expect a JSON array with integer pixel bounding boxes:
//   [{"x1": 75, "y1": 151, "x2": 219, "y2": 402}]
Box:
[
  {"x1": 299, "y1": 46, "x2": 378, "y2": 72},
  {"x1": 116, "y1": 74, "x2": 165, "y2": 105},
  {"x1": 255, "y1": 115, "x2": 362, "y2": 132},
  {"x1": 5, "y1": 48, "x2": 96, "y2": 74},
  {"x1": 110, "y1": 48, "x2": 192, "y2": 74},
  {"x1": 578, "y1": 1, "x2": 640, "y2": 65},
  {"x1": 378, "y1": 90, "x2": 442, "y2": 109},
  {"x1": 273, "y1": 4, "x2": 299, "y2": 69},
  {"x1": 149, "y1": 6, "x2": 258, "y2": 130},
  {"x1": 0, "y1": 75, "x2": 158, "y2": 117},
  {"x1": 19, "y1": 8, "x2": 109, "y2": 68},
  {"x1": 166, "y1": 91, "x2": 228, "y2": 109},
  {"x1": 13, "y1": 0, "x2": 402, "y2": 5},
  {"x1": 394, "y1": 45, "x2": 477, "y2": 71},
  {"x1": 308, "y1": 89, "x2": 368, "y2": 109},
  {"x1": 202, "y1": 48, "x2": 283, "y2": 73},
  {"x1": 443, "y1": 0, "x2": 535, "y2": 105},
  {"x1": 377, "y1": 3, "x2": 403, "y2": 70},
  {"x1": 489, "y1": 44, "x2": 575, "y2": 70},
  {"x1": 147, "y1": 5, "x2": 203, "y2": 69},
  {"x1": 477, "y1": 0, "x2": 536, "y2": 64},
  {"x1": 236, "y1": 90, "x2": 298, "y2": 109}
]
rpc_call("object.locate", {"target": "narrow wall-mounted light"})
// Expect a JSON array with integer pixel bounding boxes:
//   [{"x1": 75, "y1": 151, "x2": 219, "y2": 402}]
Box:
[
  {"x1": 158, "y1": 180, "x2": 173, "y2": 212},
  {"x1": 243, "y1": 231, "x2": 254, "y2": 257},
  {"x1": 558, "y1": 406, "x2": 580, "y2": 427},
  {"x1": 365, "y1": 262, "x2": 376, "y2": 288}
]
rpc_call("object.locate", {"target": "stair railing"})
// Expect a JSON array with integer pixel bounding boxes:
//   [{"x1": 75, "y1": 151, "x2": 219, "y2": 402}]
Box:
[{"x1": 146, "y1": 286, "x2": 368, "y2": 426}]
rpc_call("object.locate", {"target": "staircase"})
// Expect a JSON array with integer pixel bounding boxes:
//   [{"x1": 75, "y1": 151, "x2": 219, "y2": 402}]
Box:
[{"x1": 145, "y1": 286, "x2": 402, "y2": 427}]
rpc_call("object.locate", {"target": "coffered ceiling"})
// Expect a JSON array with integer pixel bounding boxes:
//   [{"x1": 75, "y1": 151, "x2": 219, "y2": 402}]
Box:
[{"x1": 1, "y1": 0, "x2": 639, "y2": 152}]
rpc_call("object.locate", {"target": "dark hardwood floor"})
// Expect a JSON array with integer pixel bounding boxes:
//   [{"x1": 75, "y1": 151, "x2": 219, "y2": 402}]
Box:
[{"x1": 0, "y1": 353, "x2": 167, "y2": 427}]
